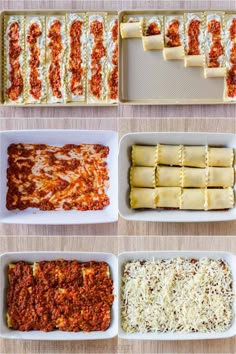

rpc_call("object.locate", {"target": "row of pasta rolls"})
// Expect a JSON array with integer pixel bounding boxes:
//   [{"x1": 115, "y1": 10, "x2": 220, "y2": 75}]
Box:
[
  {"x1": 131, "y1": 166, "x2": 235, "y2": 188},
  {"x1": 4, "y1": 13, "x2": 118, "y2": 104},
  {"x1": 120, "y1": 12, "x2": 236, "y2": 101},
  {"x1": 132, "y1": 145, "x2": 234, "y2": 167},
  {"x1": 130, "y1": 187, "x2": 234, "y2": 210}
]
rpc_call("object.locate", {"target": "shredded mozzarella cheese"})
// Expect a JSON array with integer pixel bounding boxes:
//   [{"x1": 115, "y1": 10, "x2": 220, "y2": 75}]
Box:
[{"x1": 121, "y1": 258, "x2": 234, "y2": 333}]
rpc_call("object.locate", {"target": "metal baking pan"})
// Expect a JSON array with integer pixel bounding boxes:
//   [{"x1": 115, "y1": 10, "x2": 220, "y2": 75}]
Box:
[
  {"x1": 0, "y1": 10, "x2": 118, "y2": 107},
  {"x1": 118, "y1": 10, "x2": 236, "y2": 105}
]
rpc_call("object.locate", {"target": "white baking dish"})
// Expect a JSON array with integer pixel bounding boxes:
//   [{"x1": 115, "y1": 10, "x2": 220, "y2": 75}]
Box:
[
  {"x1": 0, "y1": 251, "x2": 118, "y2": 340},
  {"x1": 118, "y1": 250, "x2": 236, "y2": 340},
  {"x1": 0, "y1": 129, "x2": 118, "y2": 224},
  {"x1": 119, "y1": 132, "x2": 236, "y2": 222}
]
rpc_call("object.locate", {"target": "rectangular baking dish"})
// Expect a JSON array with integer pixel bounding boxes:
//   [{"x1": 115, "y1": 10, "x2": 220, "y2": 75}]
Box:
[
  {"x1": 118, "y1": 132, "x2": 236, "y2": 222},
  {"x1": 118, "y1": 250, "x2": 236, "y2": 340},
  {"x1": 0, "y1": 10, "x2": 118, "y2": 107},
  {"x1": 118, "y1": 10, "x2": 235, "y2": 105},
  {"x1": 0, "y1": 129, "x2": 118, "y2": 224},
  {"x1": 0, "y1": 251, "x2": 118, "y2": 340}
]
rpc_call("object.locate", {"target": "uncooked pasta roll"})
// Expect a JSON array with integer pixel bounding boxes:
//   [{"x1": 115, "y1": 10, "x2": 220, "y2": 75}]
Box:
[
  {"x1": 207, "y1": 188, "x2": 234, "y2": 210},
  {"x1": 208, "y1": 147, "x2": 234, "y2": 167},
  {"x1": 142, "y1": 16, "x2": 164, "y2": 51},
  {"x1": 130, "y1": 187, "x2": 157, "y2": 209},
  {"x1": 132, "y1": 145, "x2": 158, "y2": 167},
  {"x1": 130, "y1": 166, "x2": 156, "y2": 188},
  {"x1": 208, "y1": 167, "x2": 234, "y2": 187},
  {"x1": 158, "y1": 145, "x2": 182, "y2": 166},
  {"x1": 156, "y1": 166, "x2": 181, "y2": 187},
  {"x1": 156, "y1": 187, "x2": 181, "y2": 208},
  {"x1": 182, "y1": 167, "x2": 208, "y2": 188},
  {"x1": 120, "y1": 16, "x2": 143, "y2": 38},
  {"x1": 163, "y1": 16, "x2": 185, "y2": 60},
  {"x1": 182, "y1": 145, "x2": 207, "y2": 168},
  {"x1": 180, "y1": 188, "x2": 206, "y2": 210}
]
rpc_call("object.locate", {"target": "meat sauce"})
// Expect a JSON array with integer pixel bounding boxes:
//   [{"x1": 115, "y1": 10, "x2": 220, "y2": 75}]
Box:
[
  {"x1": 207, "y1": 19, "x2": 224, "y2": 68},
  {"x1": 68, "y1": 20, "x2": 84, "y2": 96},
  {"x1": 108, "y1": 19, "x2": 118, "y2": 100},
  {"x1": 226, "y1": 18, "x2": 236, "y2": 97},
  {"x1": 7, "y1": 260, "x2": 114, "y2": 332},
  {"x1": 147, "y1": 22, "x2": 161, "y2": 36},
  {"x1": 166, "y1": 20, "x2": 181, "y2": 47},
  {"x1": 27, "y1": 23, "x2": 42, "y2": 100},
  {"x1": 47, "y1": 20, "x2": 63, "y2": 98},
  {"x1": 187, "y1": 19, "x2": 201, "y2": 55},
  {"x1": 6, "y1": 22, "x2": 23, "y2": 101},
  {"x1": 6, "y1": 143, "x2": 110, "y2": 211},
  {"x1": 89, "y1": 20, "x2": 106, "y2": 99}
]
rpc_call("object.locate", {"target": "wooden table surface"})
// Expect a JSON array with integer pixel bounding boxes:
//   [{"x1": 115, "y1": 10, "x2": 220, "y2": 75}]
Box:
[{"x1": 1, "y1": 0, "x2": 236, "y2": 353}]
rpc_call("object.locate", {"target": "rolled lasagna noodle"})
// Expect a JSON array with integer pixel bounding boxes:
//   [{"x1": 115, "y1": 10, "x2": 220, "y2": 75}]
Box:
[
  {"x1": 66, "y1": 13, "x2": 86, "y2": 103},
  {"x1": 204, "y1": 13, "x2": 225, "y2": 78},
  {"x1": 4, "y1": 15, "x2": 25, "y2": 104},
  {"x1": 204, "y1": 67, "x2": 226, "y2": 78},
  {"x1": 130, "y1": 166, "x2": 156, "y2": 187},
  {"x1": 185, "y1": 55, "x2": 205, "y2": 67},
  {"x1": 163, "y1": 45, "x2": 185, "y2": 60},
  {"x1": 130, "y1": 188, "x2": 157, "y2": 208},
  {"x1": 25, "y1": 16, "x2": 46, "y2": 104},
  {"x1": 180, "y1": 188, "x2": 206, "y2": 210},
  {"x1": 182, "y1": 167, "x2": 207, "y2": 188},
  {"x1": 142, "y1": 16, "x2": 164, "y2": 51},
  {"x1": 156, "y1": 187, "x2": 180, "y2": 208},
  {"x1": 158, "y1": 145, "x2": 182, "y2": 166},
  {"x1": 207, "y1": 188, "x2": 234, "y2": 210},
  {"x1": 156, "y1": 166, "x2": 181, "y2": 187},
  {"x1": 46, "y1": 16, "x2": 66, "y2": 103},
  {"x1": 163, "y1": 16, "x2": 184, "y2": 60},
  {"x1": 208, "y1": 167, "x2": 234, "y2": 187},
  {"x1": 132, "y1": 145, "x2": 158, "y2": 166},
  {"x1": 184, "y1": 13, "x2": 205, "y2": 67},
  {"x1": 182, "y1": 146, "x2": 207, "y2": 168},
  {"x1": 208, "y1": 147, "x2": 234, "y2": 167},
  {"x1": 120, "y1": 17, "x2": 143, "y2": 38}
]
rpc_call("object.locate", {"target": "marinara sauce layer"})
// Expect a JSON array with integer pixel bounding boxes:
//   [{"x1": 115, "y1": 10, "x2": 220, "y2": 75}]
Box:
[
  {"x1": 187, "y1": 19, "x2": 201, "y2": 55},
  {"x1": 6, "y1": 22, "x2": 23, "y2": 101},
  {"x1": 108, "y1": 19, "x2": 118, "y2": 100},
  {"x1": 27, "y1": 23, "x2": 42, "y2": 100},
  {"x1": 6, "y1": 143, "x2": 110, "y2": 211},
  {"x1": 207, "y1": 19, "x2": 224, "y2": 68},
  {"x1": 68, "y1": 20, "x2": 84, "y2": 96},
  {"x1": 166, "y1": 20, "x2": 181, "y2": 47},
  {"x1": 7, "y1": 260, "x2": 114, "y2": 332}
]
